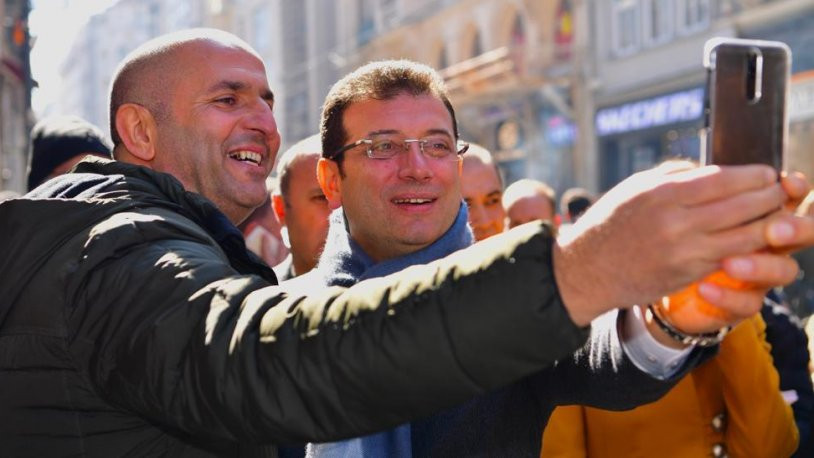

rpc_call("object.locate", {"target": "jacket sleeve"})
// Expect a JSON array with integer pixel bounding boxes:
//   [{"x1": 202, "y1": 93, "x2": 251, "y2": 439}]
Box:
[
  {"x1": 718, "y1": 315, "x2": 798, "y2": 457},
  {"x1": 540, "y1": 405, "x2": 588, "y2": 457},
  {"x1": 64, "y1": 210, "x2": 589, "y2": 445},
  {"x1": 534, "y1": 309, "x2": 713, "y2": 410}
]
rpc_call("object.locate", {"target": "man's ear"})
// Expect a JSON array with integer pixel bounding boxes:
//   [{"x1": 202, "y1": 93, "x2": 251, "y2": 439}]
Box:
[
  {"x1": 317, "y1": 158, "x2": 343, "y2": 210},
  {"x1": 271, "y1": 194, "x2": 286, "y2": 225},
  {"x1": 115, "y1": 103, "x2": 158, "y2": 162}
]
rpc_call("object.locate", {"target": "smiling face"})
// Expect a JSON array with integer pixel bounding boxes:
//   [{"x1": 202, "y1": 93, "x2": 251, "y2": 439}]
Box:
[
  {"x1": 318, "y1": 93, "x2": 463, "y2": 262},
  {"x1": 151, "y1": 40, "x2": 280, "y2": 224},
  {"x1": 461, "y1": 157, "x2": 505, "y2": 241}
]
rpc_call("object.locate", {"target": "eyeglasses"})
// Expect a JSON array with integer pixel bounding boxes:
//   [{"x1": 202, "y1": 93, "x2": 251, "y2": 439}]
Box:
[{"x1": 328, "y1": 134, "x2": 469, "y2": 161}]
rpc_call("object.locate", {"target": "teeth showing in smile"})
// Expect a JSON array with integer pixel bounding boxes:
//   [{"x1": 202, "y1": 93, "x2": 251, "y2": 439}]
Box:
[
  {"x1": 228, "y1": 150, "x2": 262, "y2": 165},
  {"x1": 393, "y1": 198, "x2": 432, "y2": 204}
]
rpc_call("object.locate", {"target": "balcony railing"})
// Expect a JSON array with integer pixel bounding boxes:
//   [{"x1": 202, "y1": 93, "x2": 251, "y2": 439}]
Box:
[{"x1": 440, "y1": 44, "x2": 563, "y2": 98}]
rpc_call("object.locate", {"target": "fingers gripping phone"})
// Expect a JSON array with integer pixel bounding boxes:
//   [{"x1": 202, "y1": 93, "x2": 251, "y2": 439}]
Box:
[
  {"x1": 702, "y1": 38, "x2": 791, "y2": 171},
  {"x1": 657, "y1": 39, "x2": 792, "y2": 329}
]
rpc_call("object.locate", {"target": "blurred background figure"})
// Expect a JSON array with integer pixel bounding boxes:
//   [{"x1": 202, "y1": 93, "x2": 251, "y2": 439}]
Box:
[
  {"x1": 502, "y1": 178, "x2": 558, "y2": 229},
  {"x1": 541, "y1": 314, "x2": 799, "y2": 458},
  {"x1": 461, "y1": 143, "x2": 505, "y2": 241},
  {"x1": 762, "y1": 290, "x2": 814, "y2": 457},
  {"x1": 787, "y1": 191, "x2": 814, "y2": 318},
  {"x1": 271, "y1": 134, "x2": 331, "y2": 281},
  {"x1": 238, "y1": 178, "x2": 289, "y2": 269},
  {"x1": 559, "y1": 187, "x2": 595, "y2": 224},
  {"x1": 26, "y1": 115, "x2": 111, "y2": 191}
]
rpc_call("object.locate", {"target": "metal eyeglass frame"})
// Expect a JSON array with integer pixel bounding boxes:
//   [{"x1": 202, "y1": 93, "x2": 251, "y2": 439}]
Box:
[{"x1": 327, "y1": 137, "x2": 470, "y2": 161}]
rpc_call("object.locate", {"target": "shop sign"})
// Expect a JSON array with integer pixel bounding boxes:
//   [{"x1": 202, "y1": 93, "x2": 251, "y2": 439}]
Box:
[
  {"x1": 544, "y1": 115, "x2": 577, "y2": 147},
  {"x1": 596, "y1": 88, "x2": 704, "y2": 136}
]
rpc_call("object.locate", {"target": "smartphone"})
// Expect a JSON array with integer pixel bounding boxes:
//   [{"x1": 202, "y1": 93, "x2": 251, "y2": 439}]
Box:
[{"x1": 702, "y1": 38, "x2": 791, "y2": 171}]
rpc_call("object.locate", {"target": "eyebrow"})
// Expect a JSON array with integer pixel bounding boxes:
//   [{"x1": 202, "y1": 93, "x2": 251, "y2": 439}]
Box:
[
  {"x1": 206, "y1": 80, "x2": 275, "y2": 103},
  {"x1": 367, "y1": 128, "x2": 453, "y2": 137}
]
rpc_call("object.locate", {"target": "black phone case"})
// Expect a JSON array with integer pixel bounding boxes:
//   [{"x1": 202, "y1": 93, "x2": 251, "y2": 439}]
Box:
[{"x1": 703, "y1": 38, "x2": 790, "y2": 171}]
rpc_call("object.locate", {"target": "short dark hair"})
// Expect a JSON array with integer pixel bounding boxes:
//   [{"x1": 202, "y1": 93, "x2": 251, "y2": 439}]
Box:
[
  {"x1": 27, "y1": 115, "x2": 112, "y2": 190},
  {"x1": 320, "y1": 60, "x2": 458, "y2": 171},
  {"x1": 560, "y1": 187, "x2": 595, "y2": 221}
]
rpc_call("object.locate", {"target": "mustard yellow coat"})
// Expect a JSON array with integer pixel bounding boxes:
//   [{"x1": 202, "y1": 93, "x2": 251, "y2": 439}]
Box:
[{"x1": 541, "y1": 315, "x2": 798, "y2": 458}]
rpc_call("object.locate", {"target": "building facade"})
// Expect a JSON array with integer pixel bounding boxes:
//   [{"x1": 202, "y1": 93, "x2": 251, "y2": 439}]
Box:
[
  {"x1": 49, "y1": 0, "x2": 812, "y2": 194},
  {"x1": 224, "y1": 0, "x2": 340, "y2": 149},
  {"x1": 57, "y1": 0, "x2": 208, "y2": 139},
  {"x1": 328, "y1": 0, "x2": 585, "y2": 196},
  {"x1": 0, "y1": 0, "x2": 31, "y2": 193},
  {"x1": 590, "y1": 0, "x2": 814, "y2": 190}
]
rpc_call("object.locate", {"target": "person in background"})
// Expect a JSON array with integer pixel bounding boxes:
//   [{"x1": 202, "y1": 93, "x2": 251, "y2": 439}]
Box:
[
  {"x1": 26, "y1": 115, "x2": 111, "y2": 191},
  {"x1": 786, "y1": 191, "x2": 814, "y2": 317},
  {"x1": 271, "y1": 134, "x2": 331, "y2": 281},
  {"x1": 541, "y1": 311, "x2": 798, "y2": 457},
  {"x1": 560, "y1": 187, "x2": 595, "y2": 224},
  {"x1": 238, "y1": 177, "x2": 289, "y2": 267},
  {"x1": 762, "y1": 290, "x2": 814, "y2": 457},
  {"x1": 461, "y1": 143, "x2": 505, "y2": 241},
  {"x1": 503, "y1": 178, "x2": 558, "y2": 229}
]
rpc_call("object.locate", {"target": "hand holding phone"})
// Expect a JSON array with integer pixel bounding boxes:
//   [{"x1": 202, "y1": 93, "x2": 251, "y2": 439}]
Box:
[{"x1": 657, "y1": 38, "x2": 791, "y2": 336}]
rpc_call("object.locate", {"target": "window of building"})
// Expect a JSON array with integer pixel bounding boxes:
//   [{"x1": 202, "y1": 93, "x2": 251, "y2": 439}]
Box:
[
  {"x1": 281, "y1": 2, "x2": 307, "y2": 69},
  {"x1": 285, "y1": 91, "x2": 311, "y2": 141},
  {"x1": 511, "y1": 14, "x2": 526, "y2": 47},
  {"x1": 676, "y1": 0, "x2": 710, "y2": 35},
  {"x1": 470, "y1": 28, "x2": 483, "y2": 58},
  {"x1": 148, "y1": 3, "x2": 161, "y2": 37},
  {"x1": 611, "y1": 0, "x2": 640, "y2": 57},
  {"x1": 357, "y1": 0, "x2": 376, "y2": 46},
  {"x1": 554, "y1": 0, "x2": 574, "y2": 60},
  {"x1": 437, "y1": 44, "x2": 448, "y2": 70},
  {"x1": 252, "y1": 3, "x2": 271, "y2": 52},
  {"x1": 380, "y1": 0, "x2": 398, "y2": 27},
  {"x1": 641, "y1": 0, "x2": 673, "y2": 46}
]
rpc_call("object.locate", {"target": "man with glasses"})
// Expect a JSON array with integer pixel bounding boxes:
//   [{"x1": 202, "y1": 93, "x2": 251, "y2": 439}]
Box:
[
  {"x1": 1, "y1": 31, "x2": 811, "y2": 457},
  {"x1": 302, "y1": 59, "x2": 805, "y2": 456}
]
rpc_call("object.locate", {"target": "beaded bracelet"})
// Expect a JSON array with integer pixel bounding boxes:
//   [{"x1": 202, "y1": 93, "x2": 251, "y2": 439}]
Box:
[{"x1": 647, "y1": 303, "x2": 731, "y2": 347}]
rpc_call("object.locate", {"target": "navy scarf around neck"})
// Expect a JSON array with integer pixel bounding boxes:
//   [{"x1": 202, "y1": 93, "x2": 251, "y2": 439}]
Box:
[{"x1": 315, "y1": 202, "x2": 473, "y2": 288}]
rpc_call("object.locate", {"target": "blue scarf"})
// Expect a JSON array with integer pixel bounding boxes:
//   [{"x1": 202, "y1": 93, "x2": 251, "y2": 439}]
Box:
[
  {"x1": 308, "y1": 203, "x2": 473, "y2": 458},
  {"x1": 314, "y1": 202, "x2": 473, "y2": 288}
]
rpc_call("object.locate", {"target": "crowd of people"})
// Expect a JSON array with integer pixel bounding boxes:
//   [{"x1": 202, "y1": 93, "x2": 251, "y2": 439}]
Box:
[{"x1": 2, "y1": 28, "x2": 814, "y2": 457}]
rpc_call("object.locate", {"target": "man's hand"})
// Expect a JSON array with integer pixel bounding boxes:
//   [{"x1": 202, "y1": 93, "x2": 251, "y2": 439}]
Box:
[
  {"x1": 689, "y1": 172, "x2": 814, "y2": 326},
  {"x1": 553, "y1": 162, "x2": 786, "y2": 327}
]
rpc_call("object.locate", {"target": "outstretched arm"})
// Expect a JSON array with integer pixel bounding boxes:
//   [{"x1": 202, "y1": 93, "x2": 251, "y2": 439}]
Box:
[{"x1": 67, "y1": 209, "x2": 586, "y2": 446}]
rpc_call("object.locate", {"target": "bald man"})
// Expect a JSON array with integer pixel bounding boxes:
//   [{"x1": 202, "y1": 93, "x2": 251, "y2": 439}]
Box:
[
  {"x1": 461, "y1": 143, "x2": 506, "y2": 241},
  {"x1": 1, "y1": 28, "x2": 812, "y2": 457},
  {"x1": 271, "y1": 134, "x2": 331, "y2": 280},
  {"x1": 503, "y1": 178, "x2": 558, "y2": 229}
]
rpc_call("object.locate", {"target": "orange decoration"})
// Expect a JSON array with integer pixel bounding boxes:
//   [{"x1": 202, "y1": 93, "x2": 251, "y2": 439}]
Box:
[{"x1": 13, "y1": 20, "x2": 25, "y2": 47}]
